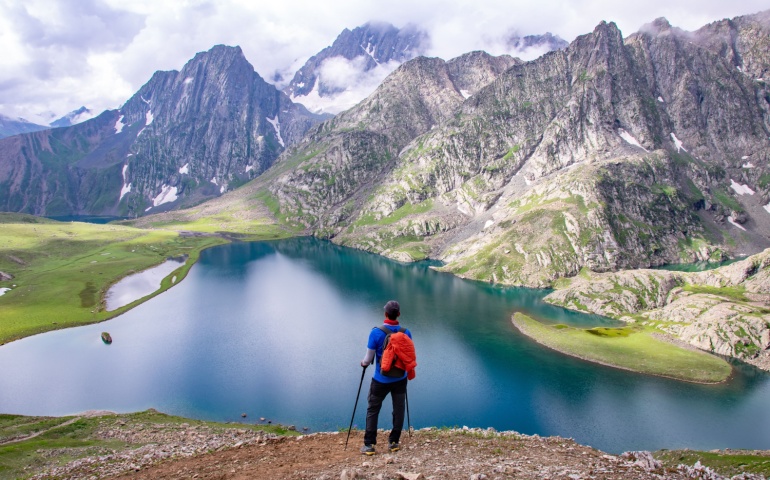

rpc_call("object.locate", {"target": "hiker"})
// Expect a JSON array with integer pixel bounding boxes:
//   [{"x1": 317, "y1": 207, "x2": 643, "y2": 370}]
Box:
[{"x1": 359, "y1": 300, "x2": 416, "y2": 455}]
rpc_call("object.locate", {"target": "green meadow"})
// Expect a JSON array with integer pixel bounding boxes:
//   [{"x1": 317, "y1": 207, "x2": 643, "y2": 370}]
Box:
[
  {"x1": 0, "y1": 213, "x2": 229, "y2": 344},
  {"x1": 512, "y1": 313, "x2": 732, "y2": 384},
  {"x1": 655, "y1": 449, "x2": 770, "y2": 477},
  {"x1": 0, "y1": 410, "x2": 296, "y2": 480}
]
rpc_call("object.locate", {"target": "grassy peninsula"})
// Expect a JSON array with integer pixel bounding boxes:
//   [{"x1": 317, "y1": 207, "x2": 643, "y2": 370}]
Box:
[
  {"x1": 0, "y1": 213, "x2": 289, "y2": 345},
  {"x1": 511, "y1": 313, "x2": 732, "y2": 384}
]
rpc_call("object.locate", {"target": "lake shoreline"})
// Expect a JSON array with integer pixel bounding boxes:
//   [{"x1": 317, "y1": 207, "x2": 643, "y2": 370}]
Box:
[{"x1": 1, "y1": 236, "x2": 768, "y2": 456}]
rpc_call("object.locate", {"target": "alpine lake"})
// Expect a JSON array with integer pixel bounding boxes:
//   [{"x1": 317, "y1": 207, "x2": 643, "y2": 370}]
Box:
[{"x1": 0, "y1": 237, "x2": 768, "y2": 454}]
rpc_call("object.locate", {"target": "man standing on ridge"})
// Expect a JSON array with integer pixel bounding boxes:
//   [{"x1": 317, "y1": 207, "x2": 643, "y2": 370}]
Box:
[{"x1": 360, "y1": 300, "x2": 415, "y2": 455}]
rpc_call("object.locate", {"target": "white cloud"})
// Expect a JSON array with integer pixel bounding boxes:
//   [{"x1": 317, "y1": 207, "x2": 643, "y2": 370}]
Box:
[
  {"x1": 0, "y1": 0, "x2": 767, "y2": 121},
  {"x1": 291, "y1": 56, "x2": 402, "y2": 114}
]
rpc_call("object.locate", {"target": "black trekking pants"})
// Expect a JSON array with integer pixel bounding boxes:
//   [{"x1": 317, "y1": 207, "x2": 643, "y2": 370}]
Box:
[{"x1": 364, "y1": 377, "x2": 407, "y2": 446}]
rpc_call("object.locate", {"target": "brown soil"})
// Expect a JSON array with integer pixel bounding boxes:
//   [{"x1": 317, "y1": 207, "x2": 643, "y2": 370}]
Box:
[{"x1": 109, "y1": 429, "x2": 693, "y2": 480}]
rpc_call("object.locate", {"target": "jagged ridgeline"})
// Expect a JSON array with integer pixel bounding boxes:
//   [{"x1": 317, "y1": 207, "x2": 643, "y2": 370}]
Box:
[
  {"x1": 0, "y1": 45, "x2": 324, "y2": 217},
  {"x1": 259, "y1": 12, "x2": 770, "y2": 287}
]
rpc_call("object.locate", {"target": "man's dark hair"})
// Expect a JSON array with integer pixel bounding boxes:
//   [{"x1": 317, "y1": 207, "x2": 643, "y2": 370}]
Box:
[{"x1": 384, "y1": 300, "x2": 400, "y2": 320}]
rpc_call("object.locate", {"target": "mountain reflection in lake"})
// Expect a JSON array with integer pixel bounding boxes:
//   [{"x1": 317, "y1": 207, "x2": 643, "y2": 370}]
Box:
[{"x1": 0, "y1": 238, "x2": 768, "y2": 453}]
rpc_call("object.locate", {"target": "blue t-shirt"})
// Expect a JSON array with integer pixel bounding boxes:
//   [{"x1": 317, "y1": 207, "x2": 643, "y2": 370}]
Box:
[{"x1": 368, "y1": 324, "x2": 412, "y2": 383}]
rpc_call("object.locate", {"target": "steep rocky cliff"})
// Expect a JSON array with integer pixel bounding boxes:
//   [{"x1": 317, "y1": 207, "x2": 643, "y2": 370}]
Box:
[
  {"x1": 260, "y1": 12, "x2": 770, "y2": 287},
  {"x1": 545, "y1": 249, "x2": 770, "y2": 371},
  {"x1": 0, "y1": 45, "x2": 323, "y2": 217},
  {"x1": 269, "y1": 51, "x2": 518, "y2": 235}
]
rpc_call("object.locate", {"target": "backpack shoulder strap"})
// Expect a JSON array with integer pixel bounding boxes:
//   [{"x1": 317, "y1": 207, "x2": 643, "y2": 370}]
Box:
[{"x1": 378, "y1": 326, "x2": 406, "y2": 335}]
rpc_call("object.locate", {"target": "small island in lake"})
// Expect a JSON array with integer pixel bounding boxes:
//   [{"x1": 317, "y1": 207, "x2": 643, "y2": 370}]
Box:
[{"x1": 101, "y1": 332, "x2": 112, "y2": 344}]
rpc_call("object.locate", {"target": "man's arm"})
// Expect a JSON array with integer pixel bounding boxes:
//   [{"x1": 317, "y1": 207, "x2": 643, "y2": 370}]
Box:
[{"x1": 361, "y1": 348, "x2": 375, "y2": 367}]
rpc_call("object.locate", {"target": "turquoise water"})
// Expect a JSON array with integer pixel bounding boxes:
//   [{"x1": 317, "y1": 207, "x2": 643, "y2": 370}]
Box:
[
  {"x1": 0, "y1": 238, "x2": 768, "y2": 453},
  {"x1": 45, "y1": 215, "x2": 127, "y2": 224}
]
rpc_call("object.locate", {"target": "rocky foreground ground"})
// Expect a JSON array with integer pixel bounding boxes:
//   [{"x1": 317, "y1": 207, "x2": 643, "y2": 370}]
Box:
[{"x1": 20, "y1": 412, "x2": 767, "y2": 480}]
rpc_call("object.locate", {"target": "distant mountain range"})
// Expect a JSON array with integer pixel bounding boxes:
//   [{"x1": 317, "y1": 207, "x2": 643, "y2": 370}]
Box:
[
  {"x1": 0, "y1": 20, "x2": 570, "y2": 216},
  {"x1": 0, "y1": 107, "x2": 95, "y2": 140},
  {"x1": 0, "y1": 115, "x2": 47, "y2": 139},
  {"x1": 283, "y1": 22, "x2": 567, "y2": 115},
  {"x1": 50, "y1": 107, "x2": 94, "y2": 128}
]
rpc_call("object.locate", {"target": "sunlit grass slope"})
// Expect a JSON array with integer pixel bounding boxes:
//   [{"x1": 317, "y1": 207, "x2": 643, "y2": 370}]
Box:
[
  {"x1": 0, "y1": 213, "x2": 225, "y2": 344},
  {"x1": 512, "y1": 313, "x2": 732, "y2": 384}
]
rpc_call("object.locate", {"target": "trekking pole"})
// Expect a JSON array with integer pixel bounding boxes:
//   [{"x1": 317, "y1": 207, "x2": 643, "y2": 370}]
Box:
[
  {"x1": 344, "y1": 365, "x2": 367, "y2": 450},
  {"x1": 405, "y1": 387, "x2": 412, "y2": 440}
]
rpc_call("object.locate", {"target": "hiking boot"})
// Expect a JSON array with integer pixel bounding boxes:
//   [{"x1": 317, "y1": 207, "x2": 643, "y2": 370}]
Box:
[
  {"x1": 388, "y1": 442, "x2": 400, "y2": 452},
  {"x1": 360, "y1": 444, "x2": 376, "y2": 455}
]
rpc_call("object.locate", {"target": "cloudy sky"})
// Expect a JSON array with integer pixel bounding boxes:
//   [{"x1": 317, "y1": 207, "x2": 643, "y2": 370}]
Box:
[{"x1": 0, "y1": 0, "x2": 767, "y2": 124}]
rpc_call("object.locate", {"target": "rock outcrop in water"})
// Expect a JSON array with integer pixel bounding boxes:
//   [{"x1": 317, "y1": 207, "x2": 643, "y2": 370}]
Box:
[{"x1": 545, "y1": 248, "x2": 770, "y2": 370}]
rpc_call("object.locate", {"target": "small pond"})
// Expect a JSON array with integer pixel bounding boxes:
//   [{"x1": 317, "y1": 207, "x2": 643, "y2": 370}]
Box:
[{"x1": 105, "y1": 258, "x2": 185, "y2": 311}]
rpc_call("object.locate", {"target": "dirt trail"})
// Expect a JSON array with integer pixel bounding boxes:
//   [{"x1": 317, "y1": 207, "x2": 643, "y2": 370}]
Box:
[
  {"x1": 108, "y1": 430, "x2": 696, "y2": 480},
  {"x1": 0, "y1": 417, "x2": 82, "y2": 446}
]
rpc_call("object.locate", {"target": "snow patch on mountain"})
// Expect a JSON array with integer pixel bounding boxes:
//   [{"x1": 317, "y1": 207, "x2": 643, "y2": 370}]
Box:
[
  {"x1": 153, "y1": 185, "x2": 178, "y2": 207},
  {"x1": 179, "y1": 163, "x2": 189, "y2": 175},
  {"x1": 146, "y1": 110, "x2": 154, "y2": 126},
  {"x1": 266, "y1": 116, "x2": 285, "y2": 147},
  {"x1": 119, "y1": 164, "x2": 131, "y2": 202},
  {"x1": 670, "y1": 132, "x2": 686, "y2": 152},
  {"x1": 730, "y1": 179, "x2": 754, "y2": 196},
  {"x1": 618, "y1": 129, "x2": 647, "y2": 152},
  {"x1": 362, "y1": 42, "x2": 379, "y2": 64},
  {"x1": 728, "y1": 216, "x2": 747, "y2": 231},
  {"x1": 114, "y1": 115, "x2": 125, "y2": 134}
]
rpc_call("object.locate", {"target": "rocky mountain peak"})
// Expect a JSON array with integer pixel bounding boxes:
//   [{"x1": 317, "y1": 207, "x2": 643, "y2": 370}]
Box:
[
  {"x1": 283, "y1": 22, "x2": 430, "y2": 114},
  {"x1": 50, "y1": 106, "x2": 93, "y2": 128},
  {"x1": 648, "y1": 17, "x2": 673, "y2": 32},
  {"x1": 284, "y1": 21, "x2": 429, "y2": 99},
  {"x1": 505, "y1": 32, "x2": 568, "y2": 53},
  {"x1": 690, "y1": 9, "x2": 770, "y2": 80},
  {"x1": 0, "y1": 44, "x2": 324, "y2": 217}
]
